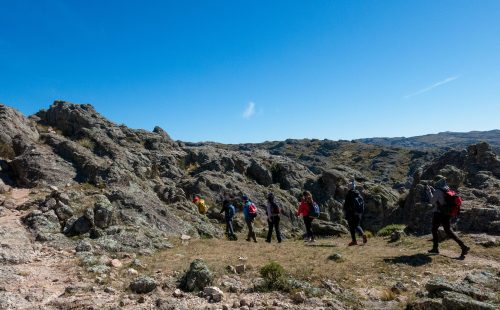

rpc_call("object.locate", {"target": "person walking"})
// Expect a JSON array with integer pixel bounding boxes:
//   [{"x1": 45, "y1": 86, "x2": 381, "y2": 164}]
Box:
[
  {"x1": 265, "y1": 193, "x2": 282, "y2": 243},
  {"x1": 242, "y1": 195, "x2": 257, "y2": 242},
  {"x1": 220, "y1": 199, "x2": 237, "y2": 240},
  {"x1": 297, "y1": 191, "x2": 317, "y2": 242},
  {"x1": 343, "y1": 181, "x2": 367, "y2": 246},
  {"x1": 426, "y1": 178, "x2": 470, "y2": 257}
]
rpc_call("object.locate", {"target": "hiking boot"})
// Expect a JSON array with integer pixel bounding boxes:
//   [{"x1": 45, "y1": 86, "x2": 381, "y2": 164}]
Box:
[
  {"x1": 428, "y1": 248, "x2": 439, "y2": 254},
  {"x1": 348, "y1": 241, "x2": 358, "y2": 246},
  {"x1": 461, "y1": 246, "x2": 470, "y2": 257},
  {"x1": 362, "y1": 234, "x2": 368, "y2": 244},
  {"x1": 245, "y1": 238, "x2": 250, "y2": 242},
  {"x1": 265, "y1": 239, "x2": 271, "y2": 243}
]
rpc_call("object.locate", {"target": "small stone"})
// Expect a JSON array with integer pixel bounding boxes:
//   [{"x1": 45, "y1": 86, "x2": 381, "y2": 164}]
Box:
[
  {"x1": 180, "y1": 234, "x2": 191, "y2": 240},
  {"x1": 235, "y1": 264, "x2": 246, "y2": 274},
  {"x1": 75, "y1": 240, "x2": 92, "y2": 252},
  {"x1": 291, "y1": 291, "x2": 307, "y2": 304},
  {"x1": 127, "y1": 268, "x2": 139, "y2": 276},
  {"x1": 44, "y1": 198, "x2": 57, "y2": 209},
  {"x1": 391, "y1": 282, "x2": 408, "y2": 294},
  {"x1": 390, "y1": 231, "x2": 403, "y2": 242},
  {"x1": 203, "y1": 286, "x2": 224, "y2": 302},
  {"x1": 173, "y1": 289, "x2": 183, "y2": 298},
  {"x1": 104, "y1": 287, "x2": 116, "y2": 294},
  {"x1": 222, "y1": 305, "x2": 229, "y2": 310},
  {"x1": 137, "y1": 295, "x2": 145, "y2": 303},
  {"x1": 240, "y1": 298, "x2": 248, "y2": 306},
  {"x1": 49, "y1": 185, "x2": 59, "y2": 192},
  {"x1": 109, "y1": 259, "x2": 122, "y2": 268}
]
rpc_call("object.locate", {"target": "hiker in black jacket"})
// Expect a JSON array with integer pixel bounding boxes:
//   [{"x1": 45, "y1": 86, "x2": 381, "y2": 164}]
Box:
[
  {"x1": 265, "y1": 192, "x2": 282, "y2": 243},
  {"x1": 343, "y1": 181, "x2": 367, "y2": 246},
  {"x1": 220, "y1": 199, "x2": 237, "y2": 240},
  {"x1": 426, "y1": 178, "x2": 469, "y2": 257}
]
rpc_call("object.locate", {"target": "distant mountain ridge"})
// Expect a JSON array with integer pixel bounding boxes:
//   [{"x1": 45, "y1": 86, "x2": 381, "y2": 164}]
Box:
[{"x1": 356, "y1": 130, "x2": 500, "y2": 153}]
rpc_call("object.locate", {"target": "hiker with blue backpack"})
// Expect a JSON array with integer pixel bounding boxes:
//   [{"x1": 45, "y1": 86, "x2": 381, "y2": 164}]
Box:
[
  {"x1": 343, "y1": 181, "x2": 367, "y2": 246},
  {"x1": 297, "y1": 191, "x2": 319, "y2": 242},
  {"x1": 242, "y1": 195, "x2": 258, "y2": 242},
  {"x1": 220, "y1": 199, "x2": 237, "y2": 241},
  {"x1": 426, "y1": 178, "x2": 469, "y2": 257},
  {"x1": 265, "y1": 192, "x2": 282, "y2": 243}
]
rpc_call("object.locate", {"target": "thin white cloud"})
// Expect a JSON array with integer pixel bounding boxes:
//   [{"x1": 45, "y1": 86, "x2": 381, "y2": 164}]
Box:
[
  {"x1": 242, "y1": 101, "x2": 256, "y2": 119},
  {"x1": 404, "y1": 75, "x2": 461, "y2": 99}
]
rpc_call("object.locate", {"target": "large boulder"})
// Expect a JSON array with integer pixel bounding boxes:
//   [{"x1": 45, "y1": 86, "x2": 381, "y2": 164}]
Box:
[
  {"x1": 130, "y1": 276, "x2": 157, "y2": 294},
  {"x1": 0, "y1": 105, "x2": 39, "y2": 159},
  {"x1": 10, "y1": 144, "x2": 77, "y2": 188},
  {"x1": 179, "y1": 259, "x2": 214, "y2": 292},
  {"x1": 93, "y1": 195, "x2": 114, "y2": 229},
  {"x1": 312, "y1": 220, "x2": 348, "y2": 236}
]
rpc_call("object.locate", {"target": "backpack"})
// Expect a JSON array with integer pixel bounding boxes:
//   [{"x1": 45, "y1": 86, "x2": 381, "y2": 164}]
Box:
[
  {"x1": 353, "y1": 192, "x2": 365, "y2": 214},
  {"x1": 442, "y1": 189, "x2": 462, "y2": 217},
  {"x1": 270, "y1": 201, "x2": 281, "y2": 216},
  {"x1": 248, "y1": 202, "x2": 257, "y2": 219},
  {"x1": 309, "y1": 202, "x2": 320, "y2": 218},
  {"x1": 197, "y1": 199, "x2": 208, "y2": 214}
]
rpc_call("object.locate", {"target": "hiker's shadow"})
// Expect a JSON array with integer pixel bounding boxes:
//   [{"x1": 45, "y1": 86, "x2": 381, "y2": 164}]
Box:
[
  {"x1": 305, "y1": 244, "x2": 337, "y2": 248},
  {"x1": 383, "y1": 253, "x2": 432, "y2": 267}
]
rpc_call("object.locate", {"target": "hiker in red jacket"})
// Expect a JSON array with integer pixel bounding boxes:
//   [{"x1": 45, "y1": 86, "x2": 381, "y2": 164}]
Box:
[{"x1": 297, "y1": 191, "x2": 316, "y2": 242}]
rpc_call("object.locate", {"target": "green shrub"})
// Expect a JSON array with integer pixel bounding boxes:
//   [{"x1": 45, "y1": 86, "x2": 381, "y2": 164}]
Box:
[
  {"x1": 260, "y1": 261, "x2": 289, "y2": 291},
  {"x1": 377, "y1": 224, "x2": 406, "y2": 237}
]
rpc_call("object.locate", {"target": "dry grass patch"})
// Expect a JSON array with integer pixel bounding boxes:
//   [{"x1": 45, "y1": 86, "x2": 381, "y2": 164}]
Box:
[{"x1": 142, "y1": 234, "x2": 500, "y2": 304}]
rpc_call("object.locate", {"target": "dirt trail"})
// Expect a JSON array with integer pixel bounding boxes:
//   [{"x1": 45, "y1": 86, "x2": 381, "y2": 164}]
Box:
[
  {"x1": 0, "y1": 205, "x2": 80, "y2": 309},
  {"x1": 439, "y1": 249, "x2": 500, "y2": 269}
]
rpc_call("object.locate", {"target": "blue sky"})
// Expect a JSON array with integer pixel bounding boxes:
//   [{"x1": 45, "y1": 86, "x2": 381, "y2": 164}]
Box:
[{"x1": 1, "y1": 1, "x2": 499, "y2": 143}]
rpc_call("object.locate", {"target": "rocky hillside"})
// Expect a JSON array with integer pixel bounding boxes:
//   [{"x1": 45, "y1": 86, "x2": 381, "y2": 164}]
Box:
[
  {"x1": 357, "y1": 130, "x2": 500, "y2": 153},
  {"x1": 0, "y1": 101, "x2": 499, "y2": 309},
  {"x1": 0, "y1": 101, "x2": 498, "y2": 247}
]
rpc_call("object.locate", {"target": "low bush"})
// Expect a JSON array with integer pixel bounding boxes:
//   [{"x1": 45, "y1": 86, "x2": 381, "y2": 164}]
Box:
[
  {"x1": 377, "y1": 224, "x2": 406, "y2": 237},
  {"x1": 259, "y1": 261, "x2": 290, "y2": 292},
  {"x1": 77, "y1": 138, "x2": 95, "y2": 150}
]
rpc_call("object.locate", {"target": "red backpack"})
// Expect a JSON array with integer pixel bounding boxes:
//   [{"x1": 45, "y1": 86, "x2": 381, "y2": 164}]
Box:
[
  {"x1": 248, "y1": 203, "x2": 257, "y2": 218},
  {"x1": 442, "y1": 189, "x2": 462, "y2": 217}
]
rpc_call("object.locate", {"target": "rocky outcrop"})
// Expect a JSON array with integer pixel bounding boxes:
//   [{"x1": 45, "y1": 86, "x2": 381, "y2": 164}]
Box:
[{"x1": 408, "y1": 272, "x2": 499, "y2": 310}]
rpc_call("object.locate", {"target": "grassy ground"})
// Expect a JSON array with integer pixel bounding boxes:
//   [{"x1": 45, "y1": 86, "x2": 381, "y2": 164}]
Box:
[{"x1": 145, "y1": 232, "x2": 500, "y2": 306}]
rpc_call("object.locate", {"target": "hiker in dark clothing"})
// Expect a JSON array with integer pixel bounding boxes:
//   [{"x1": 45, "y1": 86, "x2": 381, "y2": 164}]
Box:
[
  {"x1": 426, "y1": 178, "x2": 469, "y2": 257},
  {"x1": 265, "y1": 192, "x2": 282, "y2": 243},
  {"x1": 343, "y1": 181, "x2": 367, "y2": 246},
  {"x1": 220, "y1": 199, "x2": 237, "y2": 240},
  {"x1": 297, "y1": 191, "x2": 315, "y2": 242},
  {"x1": 242, "y1": 195, "x2": 257, "y2": 242}
]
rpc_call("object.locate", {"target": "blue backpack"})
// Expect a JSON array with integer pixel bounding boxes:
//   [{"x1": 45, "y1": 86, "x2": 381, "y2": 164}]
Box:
[{"x1": 309, "y1": 202, "x2": 320, "y2": 218}]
